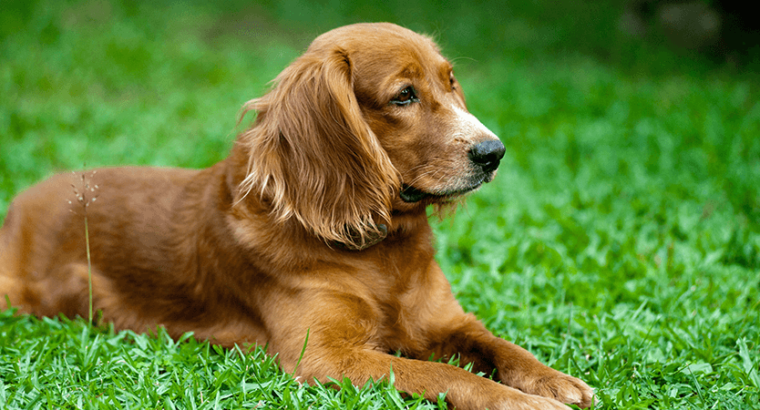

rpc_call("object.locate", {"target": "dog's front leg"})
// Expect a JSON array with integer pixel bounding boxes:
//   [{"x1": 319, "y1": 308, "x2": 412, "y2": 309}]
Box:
[
  {"x1": 424, "y1": 315, "x2": 595, "y2": 408},
  {"x1": 293, "y1": 340, "x2": 572, "y2": 410},
  {"x1": 269, "y1": 292, "x2": 570, "y2": 410}
]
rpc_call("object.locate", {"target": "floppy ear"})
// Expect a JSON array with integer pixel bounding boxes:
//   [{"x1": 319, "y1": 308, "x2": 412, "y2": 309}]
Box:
[{"x1": 238, "y1": 47, "x2": 400, "y2": 249}]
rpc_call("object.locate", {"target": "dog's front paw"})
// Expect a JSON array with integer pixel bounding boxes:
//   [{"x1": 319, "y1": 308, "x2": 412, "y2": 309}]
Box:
[
  {"x1": 487, "y1": 385, "x2": 575, "y2": 410},
  {"x1": 504, "y1": 394, "x2": 574, "y2": 410},
  {"x1": 525, "y1": 370, "x2": 594, "y2": 409}
]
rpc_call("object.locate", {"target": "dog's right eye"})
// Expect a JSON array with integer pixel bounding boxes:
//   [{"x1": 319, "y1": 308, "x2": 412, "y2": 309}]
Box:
[{"x1": 391, "y1": 86, "x2": 419, "y2": 106}]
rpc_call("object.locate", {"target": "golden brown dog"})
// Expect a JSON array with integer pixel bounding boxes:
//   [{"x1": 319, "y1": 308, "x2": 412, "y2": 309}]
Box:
[{"x1": 0, "y1": 23, "x2": 593, "y2": 409}]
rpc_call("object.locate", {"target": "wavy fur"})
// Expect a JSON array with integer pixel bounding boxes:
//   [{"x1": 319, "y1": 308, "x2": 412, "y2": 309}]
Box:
[{"x1": 238, "y1": 47, "x2": 400, "y2": 249}]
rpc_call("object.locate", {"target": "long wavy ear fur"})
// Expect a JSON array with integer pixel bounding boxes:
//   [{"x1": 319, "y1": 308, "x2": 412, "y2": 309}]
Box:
[{"x1": 238, "y1": 47, "x2": 400, "y2": 249}]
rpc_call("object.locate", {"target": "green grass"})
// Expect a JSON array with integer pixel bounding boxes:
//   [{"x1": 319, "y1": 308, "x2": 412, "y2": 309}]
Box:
[
  {"x1": 0, "y1": 311, "x2": 426, "y2": 409},
  {"x1": 1, "y1": 0, "x2": 759, "y2": 409}
]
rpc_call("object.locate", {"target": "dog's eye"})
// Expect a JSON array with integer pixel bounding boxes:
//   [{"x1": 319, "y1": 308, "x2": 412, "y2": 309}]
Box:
[
  {"x1": 449, "y1": 72, "x2": 457, "y2": 90},
  {"x1": 391, "y1": 86, "x2": 419, "y2": 106}
]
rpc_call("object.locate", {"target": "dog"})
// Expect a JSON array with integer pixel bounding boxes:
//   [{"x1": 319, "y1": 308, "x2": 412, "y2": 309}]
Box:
[{"x1": 0, "y1": 23, "x2": 593, "y2": 409}]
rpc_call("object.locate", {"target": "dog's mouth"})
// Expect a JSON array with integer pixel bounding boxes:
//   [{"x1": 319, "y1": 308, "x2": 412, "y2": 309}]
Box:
[{"x1": 400, "y1": 179, "x2": 487, "y2": 203}]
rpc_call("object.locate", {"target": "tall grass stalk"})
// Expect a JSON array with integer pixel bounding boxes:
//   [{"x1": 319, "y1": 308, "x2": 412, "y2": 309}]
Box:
[
  {"x1": 70, "y1": 170, "x2": 98, "y2": 324},
  {"x1": 84, "y1": 215, "x2": 92, "y2": 323}
]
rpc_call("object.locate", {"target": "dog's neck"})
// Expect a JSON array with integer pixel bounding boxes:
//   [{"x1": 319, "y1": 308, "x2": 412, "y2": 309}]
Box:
[{"x1": 330, "y1": 223, "x2": 388, "y2": 251}]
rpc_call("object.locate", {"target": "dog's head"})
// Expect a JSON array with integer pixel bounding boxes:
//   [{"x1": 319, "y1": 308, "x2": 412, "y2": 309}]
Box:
[{"x1": 239, "y1": 23, "x2": 504, "y2": 249}]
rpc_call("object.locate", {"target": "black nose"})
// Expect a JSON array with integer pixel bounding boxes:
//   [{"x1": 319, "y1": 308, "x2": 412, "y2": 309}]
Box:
[{"x1": 468, "y1": 140, "x2": 505, "y2": 173}]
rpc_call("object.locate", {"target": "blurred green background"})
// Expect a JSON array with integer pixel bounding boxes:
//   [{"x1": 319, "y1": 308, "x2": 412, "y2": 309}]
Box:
[{"x1": 1, "y1": 0, "x2": 759, "y2": 408}]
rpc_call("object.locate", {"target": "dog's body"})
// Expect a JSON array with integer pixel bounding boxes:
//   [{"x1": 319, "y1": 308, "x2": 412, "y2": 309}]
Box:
[{"x1": 0, "y1": 23, "x2": 593, "y2": 409}]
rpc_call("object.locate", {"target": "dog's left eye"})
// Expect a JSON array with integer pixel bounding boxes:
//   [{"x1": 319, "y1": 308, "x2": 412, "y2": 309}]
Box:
[{"x1": 391, "y1": 86, "x2": 419, "y2": 106}]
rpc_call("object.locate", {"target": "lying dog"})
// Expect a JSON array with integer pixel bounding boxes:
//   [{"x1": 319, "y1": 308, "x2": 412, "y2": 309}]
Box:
[{"x1": 0, "y1": 23, "x2": 593, "y2": 409}]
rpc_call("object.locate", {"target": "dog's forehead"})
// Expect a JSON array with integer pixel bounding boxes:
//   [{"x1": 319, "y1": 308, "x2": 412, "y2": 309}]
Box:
[{"x1": 311, "y1": 23, "x2": 448, "y2": 70}]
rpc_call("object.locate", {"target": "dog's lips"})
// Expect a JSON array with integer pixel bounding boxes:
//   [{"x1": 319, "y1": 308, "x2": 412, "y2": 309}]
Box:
[
  {"x1": 400, "y1": 176, "x2": 489, "y2": 203},
  {"x1": 399, "y1": 185, "x2": 430, "y2": 203}
]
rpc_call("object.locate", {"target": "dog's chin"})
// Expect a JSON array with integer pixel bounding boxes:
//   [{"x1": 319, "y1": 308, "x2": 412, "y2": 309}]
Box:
[{"x1": 400, "y1": 172, "x2": 495, "y2": 204}]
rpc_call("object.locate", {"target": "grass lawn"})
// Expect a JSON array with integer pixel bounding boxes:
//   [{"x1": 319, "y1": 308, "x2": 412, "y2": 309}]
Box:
[{"x1": 1, "y1": 0, "x2": 759, "y2": 408}]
